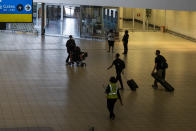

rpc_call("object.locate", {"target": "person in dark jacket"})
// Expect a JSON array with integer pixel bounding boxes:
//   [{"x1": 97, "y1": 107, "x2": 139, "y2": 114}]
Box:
[
  {"x1": 107, "y1": 53, "x2": 125, "y2": 90},
  {"x1": 66, "y1": 35, "x2": 76, "y2": 64},
  {"x1": 122, "y1": 30, "x2": 129, "y2": 54},
  {"x1": 105, "y1": 77, "x2": 123, "y2": 120},
  {"x1": 152, "y1": 50, "x2": 167, "y2": 89}
]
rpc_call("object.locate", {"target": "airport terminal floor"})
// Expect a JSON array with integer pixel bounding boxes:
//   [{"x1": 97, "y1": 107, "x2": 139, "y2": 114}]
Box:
[{"x1": 0, "y1": 31, "x2": 196, "y2": 131}]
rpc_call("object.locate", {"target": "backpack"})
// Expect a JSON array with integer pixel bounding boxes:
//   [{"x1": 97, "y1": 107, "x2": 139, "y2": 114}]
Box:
[
  {"x1": 118, "y1": 60, "x2": 125, "y2": 71},
  {"x1": 121, "y1": 61, "x2": 125, "y2": 70},
  {"x1": 160, "y1": 56, "x2": 168, "y2": 69}
]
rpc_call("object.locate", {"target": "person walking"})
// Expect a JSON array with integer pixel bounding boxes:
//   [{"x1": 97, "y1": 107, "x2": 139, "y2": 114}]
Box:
[
  {"x1": 107, "y1": 30, "x2": 115, "y2": 53},
  {"x1": 152, "y1": 50, "x2": 168, "y2": 89},
  {"x1": 66, "y1": 35, "x2": 76, "y2": 64},
  {"x1": 122, "y1": 30, "x2": 129, "y2": 54},
  {"x1": 107, "y1": 53, "x2": 125, "y2": 90},
  {"x1": 105, "y1": 77, "x2": 123, "y2": 120}
]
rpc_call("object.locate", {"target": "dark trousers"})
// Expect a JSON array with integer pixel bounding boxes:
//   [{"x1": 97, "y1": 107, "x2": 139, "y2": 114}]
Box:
[
  {"x1": 66, "y1": 53, "x2": 70, "y2": 63},
  {"x1": 123, "y1": 42, "x2": 128, "y2": 54},
  {"x1": 116, "y1": 71, "x2": 124, "y2": 89},
  {"x1": 108, "y1": 41, "x2": 114, "y2": 52},
  {"x1": 107, "y1": 99, "x2": 117, "y2": 119},
  {"x1": 154, "y1": 69, "x2": 166, "y2": 86}
]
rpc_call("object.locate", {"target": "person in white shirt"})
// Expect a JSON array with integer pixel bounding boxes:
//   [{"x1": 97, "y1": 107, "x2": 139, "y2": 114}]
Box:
[{"x1": 107, "y1": 30, "x2": 115, "y2": 53}]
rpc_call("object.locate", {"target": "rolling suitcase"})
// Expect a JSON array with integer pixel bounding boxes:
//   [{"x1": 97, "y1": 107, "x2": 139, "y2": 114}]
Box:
[
  {"x1": 127, "y1": 79, "x2": 139, "y2": 91},
  {"x1": 152, "y1": 73, "x2": 174, "y2": 92}
]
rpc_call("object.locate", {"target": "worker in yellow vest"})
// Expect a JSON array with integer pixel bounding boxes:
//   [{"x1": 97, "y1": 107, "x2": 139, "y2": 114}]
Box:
[{"x1": 105, "y1": 77, "x2": 123, "y2": 120}]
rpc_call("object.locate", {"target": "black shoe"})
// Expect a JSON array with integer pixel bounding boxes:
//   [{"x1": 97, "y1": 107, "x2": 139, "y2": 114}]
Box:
[
  {"x1": 109, "y1": 115, "x2": 112, "y2": 120},
  {"x1": 110, "y1": 116, "x2": 115, "y2": 120},
  {"x1": 152, "y1": 85, "x2": 158, "y2": 89},
  {"x1": 111, "y1": 114, "x2": 115, "y2": 120}
]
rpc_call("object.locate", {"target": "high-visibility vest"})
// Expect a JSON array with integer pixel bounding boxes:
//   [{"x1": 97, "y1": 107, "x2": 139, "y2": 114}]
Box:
[{"x1": 107, "y1": 83, "x2": 118, "y2": 99}]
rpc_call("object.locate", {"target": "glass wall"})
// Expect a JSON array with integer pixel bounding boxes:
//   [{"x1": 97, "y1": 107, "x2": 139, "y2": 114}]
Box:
[
  {"x1": 33, "y1": 3, "x2": 41, "y2": 33},
  {"x1": 64, "y1": 7, "x2": 75, "y2": 17},
  {"x1": 16, "y1": 4, "x2": 119, "y2": 38},
  {"x1": 4, "y1": 3, "x2": 168, "y2": 38},
  {"x1": 63, "y1": 6, "x2": 80, "y2": 37},
  {"x1": 80, "y1": 6, "x2": 104, "y2": 38},
  {"x1": 45, "y1": 5, "x2": 62, "y2": 35},
  {"x1": 103, "y1": 8, "x2": 118, "y2": 34}
]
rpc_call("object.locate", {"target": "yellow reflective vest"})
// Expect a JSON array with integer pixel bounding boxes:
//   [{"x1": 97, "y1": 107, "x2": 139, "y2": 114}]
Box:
[{"x1": 107, "y1": 83, "x2": 118, "y2": 99}]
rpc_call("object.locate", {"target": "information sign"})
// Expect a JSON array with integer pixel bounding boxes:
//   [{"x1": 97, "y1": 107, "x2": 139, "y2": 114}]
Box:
[{"x1": 0, "y1": 0, "x2": 33, "y2": 22}]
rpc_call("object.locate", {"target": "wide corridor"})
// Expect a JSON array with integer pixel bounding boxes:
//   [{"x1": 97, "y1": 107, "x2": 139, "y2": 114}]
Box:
[{"x1": 0, "y1": 32, "x2": 196, "y2": 131}]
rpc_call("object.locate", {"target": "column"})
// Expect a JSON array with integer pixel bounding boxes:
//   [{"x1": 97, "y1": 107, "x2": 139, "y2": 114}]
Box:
[
  {"x1": 118, "y1": 7, "x2": 123, "y2": 30},
  {"x1": 36, "y1": 4, "x2": 39, "y2": 26},
  {"x1": 143, "y1": 9, "x2": 146, "y2": 30},
  {"x1": 60, "y1": 5, "x2": 64, "y2": 35},
  {"x1": 79, "y1": 6, "x2": 82, "y2": 37},
  {"x1": 132, "y1": 8, "x2": 135, "y2": 29},
  {"x1": 44, "y1": 4, "x2": 47, "y2": 27},
  {"x1": 101, "y1": 7, "x2": 104, "y2": 35},
  {"x1": 61, "y1": 5, "x2": 64, "y2": 21},
  {"x1": 164, "y1": 9, "x2": 167, "y2": 28},
  {"x1": 41, "y1": 3, "x2": 45, "y2": 35},
  {"x1": 153, "y1": 10, "x2": 156, "y2": 30}
]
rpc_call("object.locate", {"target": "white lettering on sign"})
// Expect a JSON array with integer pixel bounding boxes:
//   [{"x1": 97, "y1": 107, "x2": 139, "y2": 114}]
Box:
[{"x1": 3, "y1": 4, "x2": 15, "y2": 8}]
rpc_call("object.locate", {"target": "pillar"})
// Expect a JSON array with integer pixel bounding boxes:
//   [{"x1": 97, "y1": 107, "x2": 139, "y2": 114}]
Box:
[
  {"x1": 41, "y1": 3, "x2": 45, "y2": 35},
  {"x1": 143, "y1": 9, "x2": 146, "y2": 30},
  {"x1": 36, "y1": 4, "x2": 39, "y2": 26},
  {"x1": 118, "y1": 7, "x2": 123, "y2": 30},
  {"x1": 61, "y1": 5, "x2": 64, "y2": 21},
  {"x1": 44, "y1": 4, "x2": 47, "y2": 27},
  {"x1": 132, "y1": 8, "x2": 135, "y2": 29}
]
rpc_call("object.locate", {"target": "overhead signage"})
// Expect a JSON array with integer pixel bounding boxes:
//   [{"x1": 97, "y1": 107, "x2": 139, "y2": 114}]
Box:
[{"x1": 0, "y1": 0, "x2": 33, "y2": 22}]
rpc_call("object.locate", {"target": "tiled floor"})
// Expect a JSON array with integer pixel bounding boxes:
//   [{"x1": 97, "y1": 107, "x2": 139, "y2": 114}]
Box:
[{"x1": 0, "y1": 32, "x2": 196, "y2": 131}]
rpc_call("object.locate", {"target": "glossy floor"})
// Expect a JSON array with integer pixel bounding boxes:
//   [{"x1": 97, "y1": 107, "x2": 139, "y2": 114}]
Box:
[{"x1": 0, "y1": 32, "x2": 196, "y2": 131}]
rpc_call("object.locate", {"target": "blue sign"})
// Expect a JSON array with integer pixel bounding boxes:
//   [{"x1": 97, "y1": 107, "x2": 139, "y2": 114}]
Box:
[{"x1": 0, "y1": 0, "x2": 32, "y2": 14}]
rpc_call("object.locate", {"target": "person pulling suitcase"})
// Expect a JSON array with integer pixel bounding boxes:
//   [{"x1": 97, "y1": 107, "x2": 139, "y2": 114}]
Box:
[
  {"x1": 152, "y1": 50, "x2": 167, "y2": 88},
  {"x1": 151, "y1": 50, "x2": 174, "y2": 91}
]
